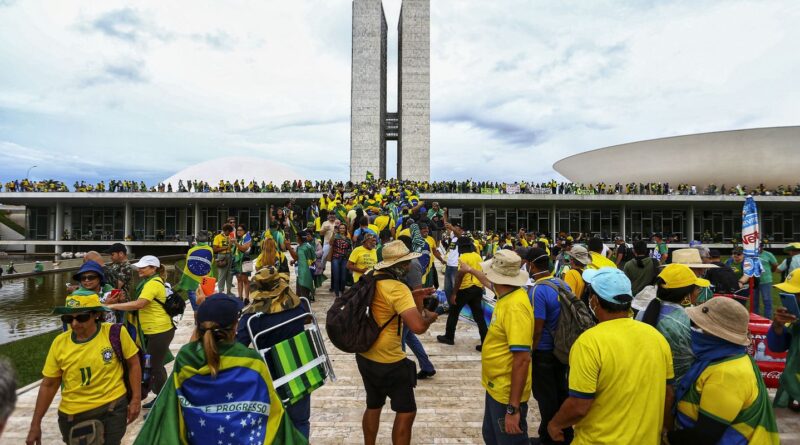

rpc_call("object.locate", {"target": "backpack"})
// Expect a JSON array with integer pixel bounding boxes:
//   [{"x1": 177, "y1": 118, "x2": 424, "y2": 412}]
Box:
[
  {"x1": 153, "y1": 280, "x2": 186, "y2": 318},
  {"x1": 109, "y1": 323, "x2": 151, "y2": 400},
  {"x1": 618, "y1": 243, "x2": 634, "y2": 263},
  {"x1": 536, "y1": 278, "x2": 596, "y2": 364},
  {"x1": 325, "y1": 270, "x2": 400, "y2": 353}
]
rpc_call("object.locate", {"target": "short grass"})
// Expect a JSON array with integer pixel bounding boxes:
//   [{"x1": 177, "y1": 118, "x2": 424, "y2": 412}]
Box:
[{"x1": 0, "y1": 329, "x2": 60, "y2": 387}]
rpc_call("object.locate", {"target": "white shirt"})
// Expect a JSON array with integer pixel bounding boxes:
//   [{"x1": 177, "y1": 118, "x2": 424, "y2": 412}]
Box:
[{"x1": 446, "y1": 236, "x2": 460, "y2": 267}]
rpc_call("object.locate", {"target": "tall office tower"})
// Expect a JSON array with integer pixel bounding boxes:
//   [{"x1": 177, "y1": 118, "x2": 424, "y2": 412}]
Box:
[
  {"x1": 397, "y1": 0, "x2": 430, "y2": 181},
  {"x1": 351, "y1": 0, "x2": 388, "y2": 181},
  {"x1": 350, "y1": 0, "x2": 430, "y2": 182}
]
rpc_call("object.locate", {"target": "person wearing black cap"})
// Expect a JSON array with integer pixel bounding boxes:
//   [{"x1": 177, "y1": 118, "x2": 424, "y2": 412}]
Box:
[
  {"x1": 438, "y1": 236, "x2": 487, "y2": 350},
  {"x1": 104, "y1": 243, "x2": 132, "y2": 298},
  {"x1": 704, "y1": 249, "x2": 740, "y2": 294}
]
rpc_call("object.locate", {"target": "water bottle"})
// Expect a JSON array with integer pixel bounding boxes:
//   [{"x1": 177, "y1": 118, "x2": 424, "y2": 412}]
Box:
[{"x1": 142, "y1": 354, "x2": 152, "y2": 385}]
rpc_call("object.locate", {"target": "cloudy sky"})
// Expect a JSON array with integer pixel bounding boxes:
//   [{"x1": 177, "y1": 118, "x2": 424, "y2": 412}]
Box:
[{"x1": 1, "y1": 0, "x2": 798, "y2": 185}]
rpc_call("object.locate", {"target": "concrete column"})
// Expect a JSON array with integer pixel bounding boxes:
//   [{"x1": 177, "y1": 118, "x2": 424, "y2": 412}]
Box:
[
  {"x1": 687, "y1": 205, "x2": 695, "y2": 242},
  {"x1": 481, "y1": 204, "x2": 486, "y2": 233},
  {"x1": 55, "y1": 202, "x2": 64, "y2": 254},
  {"x1": 124, "y1": 202, "x2": 132, "y2": 239},
  {"x1": 620, "y1": 204, "x2": 626, "y2": 241},
  {"x1": 194, "y1": 202, "x2": 202, "y2": 237},
  {"x1": 550, "y1": 204, "x2": 557, "y2": 237}
]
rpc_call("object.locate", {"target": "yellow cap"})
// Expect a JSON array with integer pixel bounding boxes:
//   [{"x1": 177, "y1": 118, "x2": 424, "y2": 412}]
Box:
[
  {"x1": 658, "y1": 263, "x2": 710, "y2": 289},
  {"x1": 775, "y1": 269, "x2": 800, "y2": 294}
]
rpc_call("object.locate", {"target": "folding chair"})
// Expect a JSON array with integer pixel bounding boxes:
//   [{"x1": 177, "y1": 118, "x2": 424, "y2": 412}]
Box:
[{"x1": 246, "y1": 297, "x2": 336, "y2": 405}]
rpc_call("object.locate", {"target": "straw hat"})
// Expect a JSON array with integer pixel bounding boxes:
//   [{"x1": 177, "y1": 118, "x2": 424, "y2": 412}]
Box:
[
  {"x1": 373, "y1": 240, "x2": 422, "y2": 270},
  {"x1": 671, "y1": 248, "x2": 718, "y2": 269},
  {"x1": 480, "y1": 250, "x2": 528, "y2": 287},
  {"x1": 686, "y1": 297, "x2": 750, "y2": 346}
]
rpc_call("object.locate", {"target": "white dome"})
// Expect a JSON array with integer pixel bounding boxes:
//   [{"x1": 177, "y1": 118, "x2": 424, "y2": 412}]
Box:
[{"x1": 163, "y1": 157, "x2": 303, "y2": 187}]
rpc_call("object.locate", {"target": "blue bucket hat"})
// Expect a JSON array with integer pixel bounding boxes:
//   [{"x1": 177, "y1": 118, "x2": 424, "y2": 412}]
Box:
[
  {"x1": 72, "y1": 260, "x2": 106, "y2": 286},
  {"x1": 582, "y1": 268, "x2": 633, "y2": 303}
]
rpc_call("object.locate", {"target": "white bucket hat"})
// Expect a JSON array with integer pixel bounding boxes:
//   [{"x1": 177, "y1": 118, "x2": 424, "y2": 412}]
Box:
[{"x1": 481, "y1": 250, "x2": 528, "y2": 287}]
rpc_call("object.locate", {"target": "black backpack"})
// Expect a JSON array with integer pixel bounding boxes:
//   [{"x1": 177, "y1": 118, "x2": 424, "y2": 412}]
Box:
[
  {"x1": 536, "y1": 278, "x2": 596, "y2": 364},
  {"x1": 325, "y1": 270, "x2": 399, "y2": 353},
  {"x1": 152, "y1": 279, "x2": 186, "y2": 318}
]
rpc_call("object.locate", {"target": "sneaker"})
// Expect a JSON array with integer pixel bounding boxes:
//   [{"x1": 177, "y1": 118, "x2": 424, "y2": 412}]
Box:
[
  {"x1": 417, "y1": 370, "x2": 436, "y2": 379},
  {"x1": 436, "y1": 335, "x2": 454, "y2": 345}
]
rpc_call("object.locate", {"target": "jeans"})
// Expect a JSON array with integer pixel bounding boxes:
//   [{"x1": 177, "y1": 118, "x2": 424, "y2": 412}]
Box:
[
  {"x1": 187, "y1": 289, "x2": 198, "y2": 310},
  {"x1": 482, "y1": 392, "x2": 529, "y2": 445},
  {"x1": 445, "y1": 285, "x2": 488, "y2": 342},
  {"x1": 403, "y1": 326, "x2": 434, "y2": 373},
  {"x1": 286, "y1": 394, "x2": 311, "y2": 438},
  {"x1": 754, "y1": 282, "x2": 774, "y2": 318},
  {"x1": 444, "y1": 265, "x2": 457, "y2": 296},
  {"x1": 531, "y1": 350, "x2": 572, "y2": 444},
  {"x1": 331, "y1": 257, "x2": 348, "y2": 295}
]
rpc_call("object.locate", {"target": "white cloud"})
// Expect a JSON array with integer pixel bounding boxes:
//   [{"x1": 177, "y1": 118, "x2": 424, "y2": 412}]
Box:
[{"x1": 0, "y1": 0, "x2": 798, "y2": 184}]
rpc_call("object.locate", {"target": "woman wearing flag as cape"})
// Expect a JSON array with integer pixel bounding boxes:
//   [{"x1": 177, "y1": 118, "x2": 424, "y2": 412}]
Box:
[{"x1": 134, "y1": 293, "x2": 307, "y2": 445}]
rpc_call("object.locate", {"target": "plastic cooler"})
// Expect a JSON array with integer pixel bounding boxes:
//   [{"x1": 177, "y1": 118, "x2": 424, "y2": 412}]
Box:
[{"x1": 748, "y1": 312, "x2": 786, "y2": 388}]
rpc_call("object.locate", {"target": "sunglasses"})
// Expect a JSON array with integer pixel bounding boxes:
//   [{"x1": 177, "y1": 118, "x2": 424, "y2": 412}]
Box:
[
  {"x1": 79, "y1": 274, "x2": 100, "y2": 281},
  {"x1": 61, "y1": 313, "x2": 94, "y2": 324}
]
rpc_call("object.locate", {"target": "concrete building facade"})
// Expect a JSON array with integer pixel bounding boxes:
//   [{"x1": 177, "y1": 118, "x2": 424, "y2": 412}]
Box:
[
  {"x1": 351, "y1": 0, "x2": 388, "y2": 181},
  {"x1": 398, "y1": 0, "x2": 431, "y2": 181},
  {"x1": 350, "y1": 0, "x2": 430, "y2": 182}
]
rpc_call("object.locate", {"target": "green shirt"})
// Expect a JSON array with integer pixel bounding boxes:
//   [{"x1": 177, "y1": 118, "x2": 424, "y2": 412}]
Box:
[{"x1": 759, "y1": 251, "x2": 778, "y2": 284}]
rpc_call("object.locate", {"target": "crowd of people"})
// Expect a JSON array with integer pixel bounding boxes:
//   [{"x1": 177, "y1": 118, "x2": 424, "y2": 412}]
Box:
[
  {"x1": 9, "y1": 182, "x2": 800, "y2": 444},
  {"x1": 4, "y1": 176, "x2": 800, "y2": 196}
]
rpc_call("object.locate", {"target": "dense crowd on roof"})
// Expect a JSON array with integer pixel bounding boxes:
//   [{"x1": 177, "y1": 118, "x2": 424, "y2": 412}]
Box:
[{"x1": 3, "y1": 177, "x2": 800, "y2": 196}]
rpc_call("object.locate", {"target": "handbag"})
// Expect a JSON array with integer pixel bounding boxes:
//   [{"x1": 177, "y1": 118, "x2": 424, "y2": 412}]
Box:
[
  {"x1": 242, "y1": 261, "x2": 254, "y2": 274},
  {"x1": 68, "y1": 419, "x2": 104, "y2": 445},
  {"x1": 215, "y1": 254, "x2": 229, "y2": 268}
]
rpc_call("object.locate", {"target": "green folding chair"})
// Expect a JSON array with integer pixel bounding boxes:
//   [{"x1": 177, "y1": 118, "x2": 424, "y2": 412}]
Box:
[{"x1": 246, "y1": 297, "x2": 336, "y2": 405}]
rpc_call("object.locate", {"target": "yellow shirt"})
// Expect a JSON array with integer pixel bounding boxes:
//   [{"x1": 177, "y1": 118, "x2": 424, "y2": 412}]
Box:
[
  {"x1": 397, "y1": 228, "x2": 411, "y2": 239},
  {"x1": 137, "y1": 278, "x2": 173, "y2": 335},
  {"x1": 588, "y1": 251, "x2": 617, "y2": 270},
  {"x1": 459, "y1": 252, "x2": 484, "y2": 290},
  {"x1": 213, "y1": 233, "x2": 231, "y2": 254},
  {"x1": 348, "y1": 246, "x2": 378, "y2": 283},
  {"x1": 374, "y1": 215, "x2": 394, "y2": 233},
  {"x1": 563, "y1": 268, "x2": 585, "y2": 298},
  {"x1": 43, "y1": 323, "x2": 139, "y2": 414},
  {"x1": 359, "y1": 277, "x2": 417, "y2": 363},
  {"x1": 568, "y1": 318, "x2": 674, "y2": 445},
  {"x1": 677, "y1": 355, "x2": 778, "y2": 444},
  {"x1": 481, "y1": 287, "x2": 533, "y2": 404}
]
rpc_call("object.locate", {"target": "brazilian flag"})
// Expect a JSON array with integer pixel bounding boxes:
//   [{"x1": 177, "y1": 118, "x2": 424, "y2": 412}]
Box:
[
  {"x1": 332, "y1": 203, "x2": 348, "y2": 224},
  {"x1": 134, "y1": 341, "x2": 307, "y2": 445},
  {"x1": 174, "y1": 244, "x2": 214, "y2": 292}
]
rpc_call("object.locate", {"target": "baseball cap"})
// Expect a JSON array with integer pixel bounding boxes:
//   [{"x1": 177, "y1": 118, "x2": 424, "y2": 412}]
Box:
[
  {"x1": 775, "y1": 270, "x2": 800, "y2": 294},
  {"x1": 132, "y1": 255, "x2": 160, "y2": 269},
  {"x1": 569, "y1": 245, "x2": 591, "y2": 265},
  {"x1": 582, "y1": 268, "x2": 633, "y2": 303},
  {"x1": 732, "y1": 246, "x2": 744, "y2": 255},
  {"x1": 103, "y1": 243, "x2": 127, "y2": 254},
  {"x1": 658, "y1": 263, "x2": 710, "y2": 288},
  {"x1": 196, "y1": 293, "x2": 243, "y2": 328}
]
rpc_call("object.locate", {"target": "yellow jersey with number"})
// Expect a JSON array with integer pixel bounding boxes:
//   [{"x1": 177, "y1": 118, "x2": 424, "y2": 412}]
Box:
[{"x1": 43, "y1": 323, "x2": 139, "y2": 414}]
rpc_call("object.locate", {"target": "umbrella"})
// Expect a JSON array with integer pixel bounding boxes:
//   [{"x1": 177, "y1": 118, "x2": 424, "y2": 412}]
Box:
[{"x1": 741, "y1": 195, "x2": 763, "y2": 312}]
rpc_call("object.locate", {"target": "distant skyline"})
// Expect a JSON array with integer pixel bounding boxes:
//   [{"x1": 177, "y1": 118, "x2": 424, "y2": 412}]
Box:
[{"x1": 1, "y1": 0, "x2": 799, "y2": 186}]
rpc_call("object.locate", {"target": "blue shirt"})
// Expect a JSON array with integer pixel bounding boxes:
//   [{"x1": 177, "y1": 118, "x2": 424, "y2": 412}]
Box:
[{"x1": 529, "y1": 277, "x2": 561, "y2": 351}]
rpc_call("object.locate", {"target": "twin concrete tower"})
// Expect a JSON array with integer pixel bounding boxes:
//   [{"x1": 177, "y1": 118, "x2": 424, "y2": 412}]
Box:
[{"x1": 350, "y1": 0, "x2": 430, "y2": 182}]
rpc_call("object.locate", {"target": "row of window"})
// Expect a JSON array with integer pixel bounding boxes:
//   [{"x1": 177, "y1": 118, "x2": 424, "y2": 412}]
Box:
[{"x1": 23, "y1": 206, "x2": 800, "y2": 243}]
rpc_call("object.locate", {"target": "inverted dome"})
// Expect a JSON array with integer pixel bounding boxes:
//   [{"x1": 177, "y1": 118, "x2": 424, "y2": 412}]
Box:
[{"x1": 163, "y1": 157, "x2": 303, "y2": 187}]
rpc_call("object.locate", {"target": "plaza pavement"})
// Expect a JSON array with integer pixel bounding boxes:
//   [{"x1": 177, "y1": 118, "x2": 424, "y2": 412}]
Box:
[{"x1": 6, "y1": 272, "x2": 800, "y2": 444}]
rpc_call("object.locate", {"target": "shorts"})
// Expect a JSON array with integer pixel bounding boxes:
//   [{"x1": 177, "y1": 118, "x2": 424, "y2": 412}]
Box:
[{"x1": 356, "y1": 355, "x2": 417, "y2": 413}]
